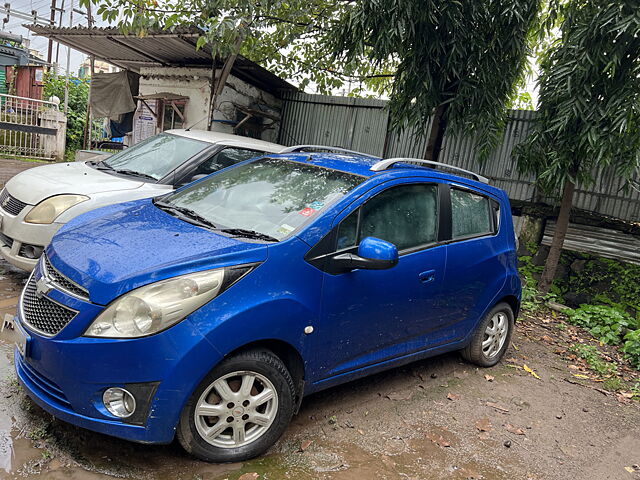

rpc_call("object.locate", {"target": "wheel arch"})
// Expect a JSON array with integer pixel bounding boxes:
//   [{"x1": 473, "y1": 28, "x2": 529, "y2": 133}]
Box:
[
  {"x1": 496, "y1": 294, "x2": 520, "y2": 320},
  {"x1": 226, "y1": 339, "x2": 306, "y2": 413}
]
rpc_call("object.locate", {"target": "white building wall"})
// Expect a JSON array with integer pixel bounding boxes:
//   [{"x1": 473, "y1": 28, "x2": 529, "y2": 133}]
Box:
[{"x1": 138, "y1": 66, "x2": 282, "y2": 143}]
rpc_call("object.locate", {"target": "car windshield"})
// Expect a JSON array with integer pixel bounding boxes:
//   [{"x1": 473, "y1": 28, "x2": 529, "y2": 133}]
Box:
[
  {"x1": 158, "y1": 158, "x2": 364, "y2": 240},
  {"x1": 101, "y1": 133, "x2": 210, "y2": 181}
]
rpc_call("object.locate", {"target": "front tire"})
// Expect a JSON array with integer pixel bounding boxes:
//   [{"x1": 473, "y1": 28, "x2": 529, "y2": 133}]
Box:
[
  {"x1": 461, "y1": 302, "x2": 514, "y2": 367},
  {"x1": 177, "y1": 349, "x2": 295, "y2": 462}
]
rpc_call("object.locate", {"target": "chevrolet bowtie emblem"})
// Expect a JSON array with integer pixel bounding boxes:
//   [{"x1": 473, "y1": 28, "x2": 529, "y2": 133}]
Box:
[
  {"x1": 2, "y1": 198, "x2": 9, "y2": 207},
  {"x1": 35, "y1": 276, "x2": 52, "y2": 299}
]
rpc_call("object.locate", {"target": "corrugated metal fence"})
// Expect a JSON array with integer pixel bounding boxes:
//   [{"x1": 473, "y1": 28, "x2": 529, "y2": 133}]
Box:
[{"x1": 278, "y1": 92, "x2": 640, "y2": 224}]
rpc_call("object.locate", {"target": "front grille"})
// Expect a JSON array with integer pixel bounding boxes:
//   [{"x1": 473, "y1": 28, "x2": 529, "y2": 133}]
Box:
[
  {"x1": 43, "y1": 254, "x2": 89, "y2": 300},
  {"x1": 0, "y1": 231, "x2": 13, "y2": 248},
  {"x1": 0, "y1": 188, "x2": 28, "y2": 216},
  {"x1": 21, "y1": 274, "x2": 77, "y2": 336},
  {"x1": 16, "y1": 355, "x2": 72, "y2": 410}
]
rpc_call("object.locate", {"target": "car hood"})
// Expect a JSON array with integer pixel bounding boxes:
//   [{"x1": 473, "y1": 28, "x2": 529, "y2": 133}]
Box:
[
  {"x1": 6, "y1": 162, "x2": 145, "y2": 205},
  {"x1": 47, "y1": 200, "x2": 269, "y2": 305}
]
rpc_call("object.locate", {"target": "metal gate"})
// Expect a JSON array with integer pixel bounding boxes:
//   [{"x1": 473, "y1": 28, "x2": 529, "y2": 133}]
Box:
[{"x1": 0, "y1": 94, "x2": 59, "y2": 159}]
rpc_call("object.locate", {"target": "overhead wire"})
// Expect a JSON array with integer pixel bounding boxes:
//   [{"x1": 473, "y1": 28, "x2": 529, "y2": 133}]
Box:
[{"x1": 2, "y1": 0, "x2": 106, "y2": 76}]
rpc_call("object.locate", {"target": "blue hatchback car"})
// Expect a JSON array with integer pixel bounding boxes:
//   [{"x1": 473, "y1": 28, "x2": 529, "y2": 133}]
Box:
[{"x1": 13, "y1": 150, "x2": 520, "y2": 462}]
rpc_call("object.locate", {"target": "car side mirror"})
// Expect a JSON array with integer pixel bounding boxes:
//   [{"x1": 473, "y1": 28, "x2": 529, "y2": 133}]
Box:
[{"x1": 330, "y1": 237, "x2": 398, "y2": 272}]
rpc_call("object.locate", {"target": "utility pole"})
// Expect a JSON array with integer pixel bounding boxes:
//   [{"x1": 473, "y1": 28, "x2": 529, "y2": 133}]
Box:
[
  {"x1": 46, "y1": 0, "x2": 56, "y2": 66},
  {"x1": 82, "y1": 1, "x2": 94, "y2": 149},
  {"x1": 62, "y1": 0, "x2": 73, "y2": 115},
  {"x1": 54, "y1": 0, "x2": 65, "y2": 73}
]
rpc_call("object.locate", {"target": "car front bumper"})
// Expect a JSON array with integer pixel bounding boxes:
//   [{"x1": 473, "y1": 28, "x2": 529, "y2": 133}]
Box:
[
  {"x1": 13, "y1": 276, "x2": 224, "y2": 444},
  {"x1": 0, "y1": 205, "x2": 61, "y2": 271}
]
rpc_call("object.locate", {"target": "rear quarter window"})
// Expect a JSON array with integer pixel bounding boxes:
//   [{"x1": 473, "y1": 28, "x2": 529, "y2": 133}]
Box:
[{"x1": 451, "y1": 188, "x2": 493, "y2": 239}]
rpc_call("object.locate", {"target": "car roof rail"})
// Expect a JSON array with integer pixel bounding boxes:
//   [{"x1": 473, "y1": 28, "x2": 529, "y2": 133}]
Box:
[
  {"x1": 370, "y1": 158, "x2": 490, "y2": 184},
  {"x1": 279, "y1": 145, "x2": 381, "y2": 159}
]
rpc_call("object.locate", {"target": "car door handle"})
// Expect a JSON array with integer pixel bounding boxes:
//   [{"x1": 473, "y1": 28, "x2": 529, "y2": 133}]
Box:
[{"x1": 419, "y1": 270, "x2": 436, "y2": 284}]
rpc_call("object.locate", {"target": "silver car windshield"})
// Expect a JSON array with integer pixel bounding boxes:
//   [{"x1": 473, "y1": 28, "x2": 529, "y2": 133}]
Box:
[
  {"x1": 160, "y1": 158, "x2": 364, "y2": 240},
  {"x1": 102, "y1": 133, "x2": 210, "y2": 180}
]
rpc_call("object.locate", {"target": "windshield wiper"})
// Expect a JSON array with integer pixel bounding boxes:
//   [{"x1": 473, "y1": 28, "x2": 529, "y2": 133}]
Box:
[
  {"x1": 89, "y1": 161, "x2": 113, "y2": 170},
  {"x1": 111, "y1": 168, "x2": 157, "y2": 181},
  {"x1": 154, "y1": 201, "x2": 218, "y2": 229},
  {"x1": 154, "y1": 201, "x2": 276, "y2": 240},
  {"x1": 218, "y1": 228, "x2": 279, "y2": 242}
]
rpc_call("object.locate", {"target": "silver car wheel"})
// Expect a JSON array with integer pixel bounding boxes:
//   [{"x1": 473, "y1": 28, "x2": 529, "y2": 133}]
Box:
[
  {"x1": 482, "y1": 312, "x2": 509, "y2": 359},
  {"x1": 194, "y1": 370, "x2": 279, "y2": 449}
]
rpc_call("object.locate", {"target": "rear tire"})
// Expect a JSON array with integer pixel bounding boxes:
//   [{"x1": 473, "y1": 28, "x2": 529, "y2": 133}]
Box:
[
  {"x1": 176, "y1": 349, "x2": 295, "y2": 462},
  {"x1": 461, "y1": 302, "x2": 514, "y2": 367}
]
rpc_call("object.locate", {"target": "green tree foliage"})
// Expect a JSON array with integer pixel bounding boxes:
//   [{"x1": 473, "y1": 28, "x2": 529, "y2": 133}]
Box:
[
  {"x1": 80, "y1": 0, "x2": 366, "y2": 93},
  {"x1": 43, "y1": 73, "x2": 89, "y2": 153},
  {"x1": 518, "y1": 1, "x2": 640, "y2": 191},
  {"x1": 328, "y1": 0, "x2": 542, "y2": 160},
  {"x1": 82, "y1": 0, "x2": 543, "y2": 145},
  {"x1": 517, "y1": 1, "x2": 640, "y2": 293}
]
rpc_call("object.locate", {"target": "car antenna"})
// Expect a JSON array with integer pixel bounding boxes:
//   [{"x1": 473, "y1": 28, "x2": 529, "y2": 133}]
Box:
[{"x1": 185, "y1": 114, "x2": 209, "y2": 131}]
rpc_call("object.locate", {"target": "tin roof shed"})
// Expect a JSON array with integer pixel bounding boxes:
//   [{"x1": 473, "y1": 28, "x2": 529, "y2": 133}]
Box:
[{"x1": 25, "y1": 26, "x2": 296, "y2": 96}]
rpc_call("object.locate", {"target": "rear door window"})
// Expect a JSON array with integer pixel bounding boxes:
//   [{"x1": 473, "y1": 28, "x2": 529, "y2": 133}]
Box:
[{"x1": 450, "y1": 188, "x2": 493, "y2": 239}]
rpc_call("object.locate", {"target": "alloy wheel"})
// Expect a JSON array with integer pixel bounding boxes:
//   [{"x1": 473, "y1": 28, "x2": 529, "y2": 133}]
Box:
[
  {"x1": 482, "y1": 312, "x2": 508, "y2": 359},
  {"x1": 194, "y1": 370, "x2": 279, "y2": 449}
]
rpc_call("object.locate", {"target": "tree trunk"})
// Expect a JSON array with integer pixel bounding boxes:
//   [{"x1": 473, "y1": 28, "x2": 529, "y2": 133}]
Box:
[
  {"x1": 207, "y1": 54, "x2": 238, "y2": 131},
  {"x1": 538, "y1": 178, "x2": 575, "y2": 294},
  {"x1": 207, "y1": 33, "x2": 245, "y2": 131},
  {"x1": 423, "y1": 103, "x2": 449, "y2": 162}
]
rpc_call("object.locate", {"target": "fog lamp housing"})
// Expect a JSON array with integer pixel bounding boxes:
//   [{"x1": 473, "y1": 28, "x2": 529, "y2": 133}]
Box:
[{"x1": 103, "y1": 387, "x2": 136, "y2": 418}]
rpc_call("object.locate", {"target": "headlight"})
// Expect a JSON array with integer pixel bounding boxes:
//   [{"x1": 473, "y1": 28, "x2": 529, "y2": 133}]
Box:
[
  {"x1": 24, "y1": 194, "x2": 89, "y2": 224},
  {"x1": 85, "y1": 269, "x2": 226, "y2": 338}
]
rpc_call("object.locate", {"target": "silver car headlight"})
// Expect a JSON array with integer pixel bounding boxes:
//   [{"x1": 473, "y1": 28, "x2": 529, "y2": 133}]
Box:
[
  {"x1": 85, "y1": 269, "x2": 226, "y2": 338},
  {"x1": 24, "y1": 194, "x2": 89, "y2": 224}
]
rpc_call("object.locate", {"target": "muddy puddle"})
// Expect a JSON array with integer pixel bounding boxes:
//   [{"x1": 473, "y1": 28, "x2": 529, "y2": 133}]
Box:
[{"x1": 0, "y1": 330, "x2": 244, "y2": 479}]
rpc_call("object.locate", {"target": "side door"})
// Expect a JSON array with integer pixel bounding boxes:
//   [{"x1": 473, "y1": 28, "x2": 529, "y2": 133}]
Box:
[
  {"x1": 308, "y1": 181, "x2": 449, "y2": 382},
  {"x1": 174, "y1": 147, "x2": 265, "y2": 187},
  {"x1": 439, "y1": 185, "x2": 507, "y2": 337}
]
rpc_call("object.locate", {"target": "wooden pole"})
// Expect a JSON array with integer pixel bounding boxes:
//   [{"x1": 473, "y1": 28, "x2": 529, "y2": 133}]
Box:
[
  {"x1": 54, "y1": 0, "x2": 65, "y2": 73},
  {"x1": 83, "y1": 2, "x2": 94, "y2": 149},
  {"x1": 62, "y1": 0, "x2": 74, "y2": 115},
  {"x1": 46, "y1": 0, "x2": 56, "y2": 67}
]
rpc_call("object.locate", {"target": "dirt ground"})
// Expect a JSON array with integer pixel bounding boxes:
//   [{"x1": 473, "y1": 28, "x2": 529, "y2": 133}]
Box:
[{"x1": 0, "y1": 261, "x2": 638, "y2": 480}]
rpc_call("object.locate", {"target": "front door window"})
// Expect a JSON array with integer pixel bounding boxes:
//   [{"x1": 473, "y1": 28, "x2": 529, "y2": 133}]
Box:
[{"x1": 336, "y1": 183, "x2": 439, "y2": 252}]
